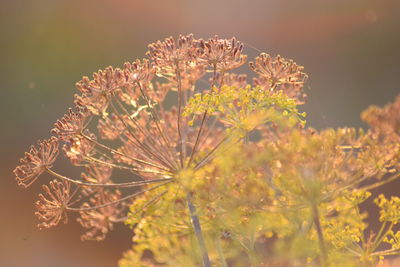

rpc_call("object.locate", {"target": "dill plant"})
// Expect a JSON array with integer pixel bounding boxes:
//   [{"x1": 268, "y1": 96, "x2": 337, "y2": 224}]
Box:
[{"x1": 13, "y1": 34, "x2": 400, "y2": 266}]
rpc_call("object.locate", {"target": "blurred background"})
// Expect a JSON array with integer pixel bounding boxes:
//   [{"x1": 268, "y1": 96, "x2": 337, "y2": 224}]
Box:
[{"x1": 1, "y1": 0, "x2": 399, "y2": 266}]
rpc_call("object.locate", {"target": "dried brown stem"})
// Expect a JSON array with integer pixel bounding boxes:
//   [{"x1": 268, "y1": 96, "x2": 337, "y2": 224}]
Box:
[
  {"x1": 109, "y1": 99, "x2": 175, "y2": 170},
  {"x1": 312, "y1": 203, "x2": 328, "y2": 267},
  {"x1": 187, "y1": 65, "x2": 218, "y2": 167},
  {"x1": 67, "y1": 180, "x2": 173, "y2": 212},
  {"x1": 175, "y1": 62, "x2": 184, "y2": 167},
  {"x1": 84, "y1": 156, "x2": 168, "y2": 175},
  {"x1": 136, "y1": 82, "x2": 174, "y2": 153},
  {"x1": 81, "y1": 133, "x2": 169, "y2": 171},
  {"x1": 46, "y1": 168, "x2": 173, "y2": 188}
]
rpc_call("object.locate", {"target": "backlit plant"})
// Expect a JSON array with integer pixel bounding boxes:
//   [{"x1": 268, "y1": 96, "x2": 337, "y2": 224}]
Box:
[{"x1": 14, "y1": 34, "x2": 400, "y2": 266}]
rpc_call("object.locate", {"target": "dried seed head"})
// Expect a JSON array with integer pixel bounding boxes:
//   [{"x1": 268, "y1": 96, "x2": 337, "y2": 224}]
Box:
[
  {"x1": 250, "y1": 53, "x2": 308, "y2": 104},
  {"x1": 215, "y1": 73, "x2": 247, "y2": 88},
  {"x1": 147, "y1": 34, "x2": 197, "y2": 66},
  {"x1": 147, "y1": 35, "x2": 205, "y2": 90},
  {"x1": 118, "y1": 59, "x2": 156, "y2": 105},
  {"x1": 98, "y1": 114, "x2": 125, "y2": 140},
  {"x1": 198, "y1": 35, "x2": 247, "y2": 72},
  {"x1": 81, "y1": 162, "x2": 113, "y2": 185},
  {"x1": 80, "y1": 161, "x2": 113, "y2": 196},
  {"x1": 14, "y1": 137, "x2": 59, "y2": 188},
  {"x1": 362, "y1": 95, "x2": 400, "y2": 141},
  {"x1": 78, "y1": 191, "x2": 124, "y2": 241},
  {"x1": 63, "y1": 133, "x2": 96, "y2": 165},
  {"x1": 52, "y1": 108, "x2": 89, "y2": 140},
  {"x1": 35, "y1": 180, "x2": 76, "y2": 229},
  {"x1": 124, "y1": 59, "x2": 155, "y2": 86},
  {"x1": 75, "y1": 66, "x2": 125, "y2": 115}
]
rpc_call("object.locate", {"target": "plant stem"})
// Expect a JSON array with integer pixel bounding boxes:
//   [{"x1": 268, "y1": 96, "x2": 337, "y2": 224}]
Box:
[
  {"x1": 216, "y1": 236, "x2": 228, "y2": 267},
  {"x1": 175, "y1": 62, "x2": 184, "y2": 168},
  {"x1": 312, "y1": 203, "x2": 328, "y2": 266},
  {"x1": 187, "y1": 193, "x2": 211, "y2": 267}
]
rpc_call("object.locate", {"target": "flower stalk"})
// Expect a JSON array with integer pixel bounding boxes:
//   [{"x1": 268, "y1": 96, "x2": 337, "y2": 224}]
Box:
[
  {"x1": 312, "y1": 203, "x2": 328, "y2": 266},
  {"x1": 187, "y1": 193, "x2": 211, "y2": 267}
]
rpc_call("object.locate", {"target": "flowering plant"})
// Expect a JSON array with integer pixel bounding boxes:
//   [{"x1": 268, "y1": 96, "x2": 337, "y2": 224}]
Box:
[{"x1": 14, "y1": 34, "x2": 400, "y2": 266}]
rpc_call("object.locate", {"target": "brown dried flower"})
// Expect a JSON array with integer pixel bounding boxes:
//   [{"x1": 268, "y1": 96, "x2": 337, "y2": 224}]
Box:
[
  {"x1": 14, "y1": 137, "x2": 59, "y2": 188},
  {"x1": 77, "y1": 191, "x2": 124, "y2": 241},
  {"x1": 250, "y1": 53, "x2": 308, "y2": 104},
  {"x1": 361, "y1": 95, "x2": 400, "y2": 141},
  {"x1": 81, "y1": 162, "x2": 113, "y2": 185},
  {"x1": 35, "y1": 180, "x2": 76, "y2": 229},
  {"x1": 198, "y1": 36, "x2": 247, "y2": 72},
  {"x1": 98, "y1": 114, "x2": 125, "y2": 140},
  {"x1": 75, "y1": 66, "x2": 126, "y2": 115},
  {"x1": 147, "y1": 34, "x2": 206, "y2": 93},
  {"x1": 62, "y1": 133, "x2": 96, "y2": 165},
  {"x1": 147, "y1": 34, "x2": 199, "y2": 72},
  {"x1": 124, "y1": 59, "x2": 155, "y2": 86},
  {"x1": 52, "y1": 108, "x2": 89, "y2": 140},
  {"x1": 216, "y1": 73, "x2": 247, "y2": 88}
]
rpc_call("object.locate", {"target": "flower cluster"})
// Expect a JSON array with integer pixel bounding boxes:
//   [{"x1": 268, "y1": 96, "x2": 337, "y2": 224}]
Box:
[
  {"x1": 35, "y1": 180, "x2": 77, "y2": 229},
  {"x1": 375, "y1": 194, "x2": 400, "y2": 223},
  {"x1": 14, "y1": 137, "x2": 59, "y2": 188},
  {"x1": 250, "y1": 53, "x2": 308, "y2": 104},
  {"x1": 14, "y1": 34, "x2": 400, "y2": 266},
  {"x1": 14, "y1": 35, "x2": 307, "y2": 246},
  {"x1": 362, "y1": 95, "x2": 400, "y2": 141}
]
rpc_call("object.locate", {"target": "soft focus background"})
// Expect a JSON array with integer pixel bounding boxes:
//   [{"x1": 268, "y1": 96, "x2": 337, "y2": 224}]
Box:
[{"x1": 1, "y1": 0, "x2": 400, "y2": 266}]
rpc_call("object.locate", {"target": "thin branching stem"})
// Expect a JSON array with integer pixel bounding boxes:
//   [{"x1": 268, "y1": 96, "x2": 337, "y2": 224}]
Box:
[
  {"x1": 355, "y1": 205, "x2": 367, "y2": 246},
  {"x1": 312, "y1": 203, "x2": 328, "y2": 266},
  {"x1": 187, "y1": 65, "x2": 218, "y2": 167},
  {"x1": 187, "y1": 110, "x2": 209, "y2": 167},
  {"x1": 113, "y1": 95, "x2": 173, "y2": 163},
  {"x1": 371, "y1": 247, "x2": 400, "y2": 257},
  {"x1": 187, "y1": 193, "x2": 211, "y2": 267},
  {"x1": 194, "y1": 135, "x2": 229, "y2": 170},
  {"x1": 175, "y1": 61, "x2": 185, "y2": 167},
  {"x1": 216, "y1": 236, "x2": 228, "y2": 267},
  {"x1": 373, "y1": 221, "x2": 392, "y2": 251},
  {"x1": 129, "y1": 190, "x2": 167, "y2": 217},
  {"x1": 109, "y1": 99, "x2": 176, "y2": 170},
  {"x1": 109, "y1": 99, "x2": 166, "y2": 164},
  {"x1": 136, "y1": 82, "x2": 174, "y2": 148},
  {"x1": 84, "y1": 156, "x2": 169, "y2": 175},
  {"x1": 361, "y1": 172, "x2": 400, "y2": 192},
  {"x1": 134, "y1": 82, "x2": 177, "y2": 164},
  {"x1": 81, "y1": 132, "x2": 170, "y2": 171},
  {"x1": 194, "y1": 134, "x2": 240, "y2": 170},
  {"x1": 67, "y1": 180, "x2": 173, "y2": 212},
  {"x1": 46, "y1": 168, "x2": 173, "y2": 188}
]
